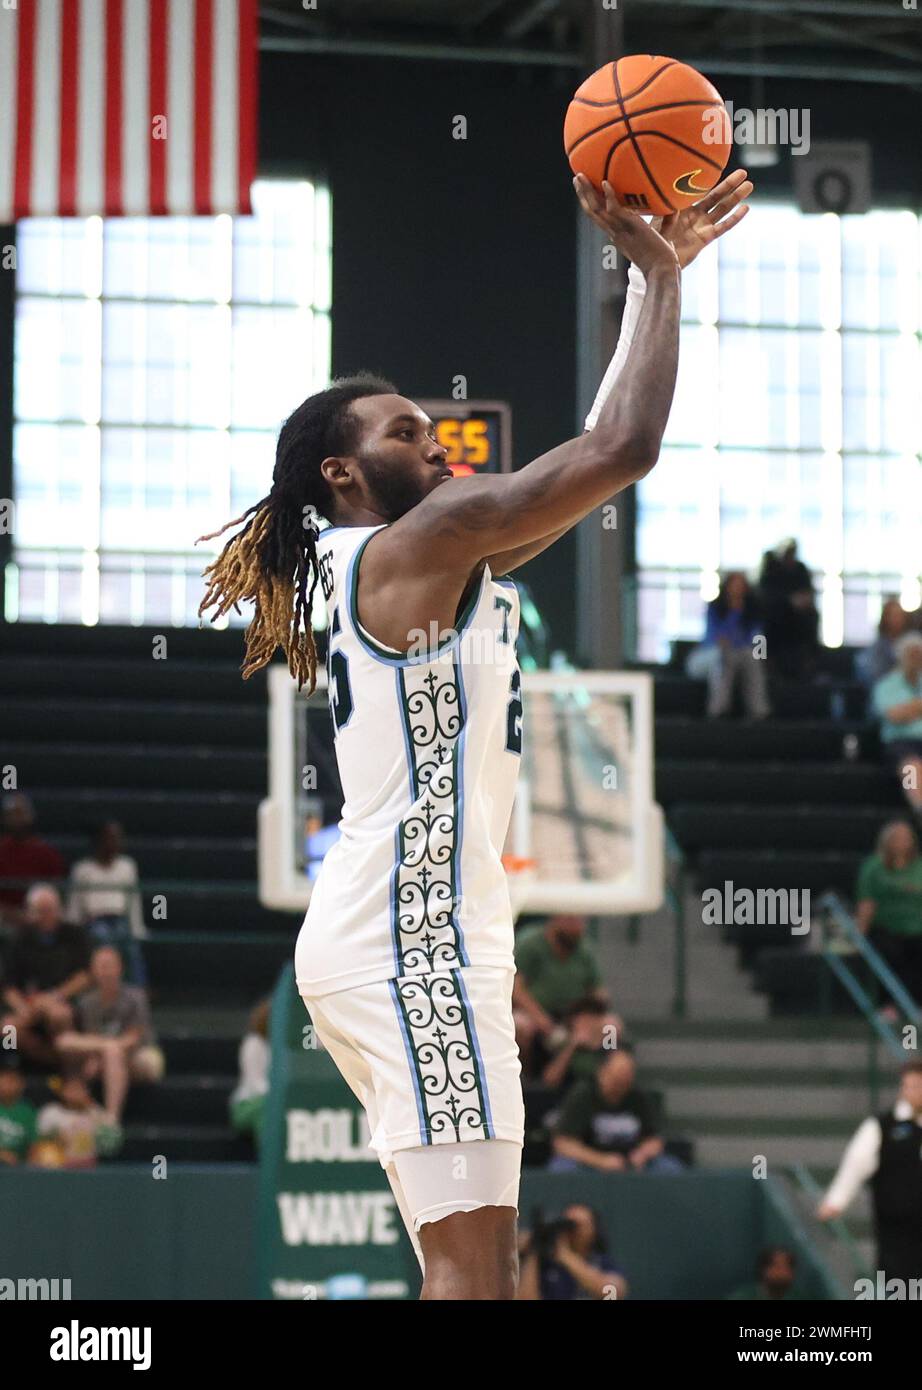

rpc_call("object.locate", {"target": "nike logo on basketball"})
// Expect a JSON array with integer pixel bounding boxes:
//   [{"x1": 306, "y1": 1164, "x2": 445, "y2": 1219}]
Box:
[{"x1": 673, "y1": 170, "x2": 710, "y2": 197}]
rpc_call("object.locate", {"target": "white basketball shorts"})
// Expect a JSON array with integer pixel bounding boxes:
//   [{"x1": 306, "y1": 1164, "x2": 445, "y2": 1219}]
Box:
[{"x1": 300, "y1": 965, "x2": 525, "y2": 1244}]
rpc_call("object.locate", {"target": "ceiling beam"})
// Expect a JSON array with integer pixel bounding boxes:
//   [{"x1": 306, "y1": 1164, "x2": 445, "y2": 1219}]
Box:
[
  {"x1": 259, "y1": 32, "x2": 922, "y2": 87},
  {"x1": 692, "y1": 54, "x2": 922, "y2": 89},
  {"x1": 784, "y1": 13, "x2": 922, "y2": 64},
  {"x1": 504, "y1": 0, "x2": 564, "y2": 41},
  {"x1": 259, "y1": 33, "x2": 579, "y2": 65},
  {"x1": 635, "y1": 0, "x2": 921, "y2": 19}
]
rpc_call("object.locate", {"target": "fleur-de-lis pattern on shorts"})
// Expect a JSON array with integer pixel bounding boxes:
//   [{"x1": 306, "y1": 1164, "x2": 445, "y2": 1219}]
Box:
[
  {"x1": 390, "y1": 970, "x2": 491, "y2": 1143},
  {"x1": 392, "y1": 655, "x2": 468, "y2": 976}
]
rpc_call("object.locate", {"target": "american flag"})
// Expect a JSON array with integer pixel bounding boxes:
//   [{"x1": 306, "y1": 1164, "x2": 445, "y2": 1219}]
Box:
[{"x1": 0, "y1": 0, "x2": 258, "y2": 220}]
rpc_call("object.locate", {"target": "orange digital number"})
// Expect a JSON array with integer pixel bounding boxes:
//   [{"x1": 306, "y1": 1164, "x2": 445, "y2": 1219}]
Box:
[
  {"x1": 462, "y1": 419, "x2": 490, "y2": 466},
  {"x1": 436, "y1": 419, "x2": 462, "y2": 465}
]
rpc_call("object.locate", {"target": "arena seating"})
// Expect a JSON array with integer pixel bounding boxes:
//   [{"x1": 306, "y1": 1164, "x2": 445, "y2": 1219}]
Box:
[{"x1": 649, "y1": 650, "x2": 904, "y2": 1012}]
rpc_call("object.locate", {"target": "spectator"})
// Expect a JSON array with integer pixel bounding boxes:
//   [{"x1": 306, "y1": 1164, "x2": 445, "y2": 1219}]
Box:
[
  {"x1": 0, "y1": 885, "x2": 90, "y2": 1069},
  {"x1": 517, "y1": 1203, "x2": 629, "y2": 1301},
  {"x1": 513, "y1": 916, "x2": 608, "y2": 1077},
  {"x1": 818, "y1": 1061, "x2": 922, "y2": 1285},
  {"x1": 855, "y1": 821, "x2": 922, "y2": 1011},
  {"x1": 0, "y1": 793, "x2": 66, "y2": 925},
  {"x1": 67, "y1": 821, "x2": 147, "y2": 986},
  {"x1": 872, "y1": 632, "x2": 922, "y2": 825},
  {"x1": 540, "y1": 997, "x2": 625, "y2": 1091},
  {"x1": 549, "y1": 1049, "x2": 684, "y2": 1175},
  {"x1": 0, "y1": 1055, "x2": 38, "y2": 1165},
  {"x1": 757, "y1": 539, "x2": 819, "y2": 680},
  {"x1": 856, "y1": 598, "x2": 911, "y2": 688},
  {"x1": 701, "y1": 571, "x2": 770, "y2": 719},
  {"x1": 34, "y1": 1075, "x2": 122, "y2": 1168},
  {"x1": 726, "y1": 1247, "x2": 801, "y2": 1302},
  {"x1": 229, "y1": 997, "x2": 271, "y2": 1146},
  {"x1": 56, "y1": 946, "x2": 163, "y2": 1123}
]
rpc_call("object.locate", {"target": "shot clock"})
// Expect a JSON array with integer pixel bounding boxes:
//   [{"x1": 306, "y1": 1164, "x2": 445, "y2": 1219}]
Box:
[{"x1": 418, "y1": 400, "x2": 512, "y2": 476}]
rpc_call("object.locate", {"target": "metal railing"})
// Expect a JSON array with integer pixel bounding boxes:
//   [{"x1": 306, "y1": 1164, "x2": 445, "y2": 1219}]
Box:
[
  {"x1": 664, "y1": 826, "x2": 689, "y2": 1019},
  {"x1": 816, "y1": 889, "x2": 920, "y2": 1111},
  {"x1": 786, "y1": 1161, "x2": 873, "y2": 1290}
]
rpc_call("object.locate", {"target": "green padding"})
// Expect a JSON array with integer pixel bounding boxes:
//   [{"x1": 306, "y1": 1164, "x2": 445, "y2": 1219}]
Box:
[
  {"x1": 0, "y1": 1165, "x2": 838, "y2": 1301},
  {"x1": 0, "y1": 1166, "x2": 258, "y2": 1300}
]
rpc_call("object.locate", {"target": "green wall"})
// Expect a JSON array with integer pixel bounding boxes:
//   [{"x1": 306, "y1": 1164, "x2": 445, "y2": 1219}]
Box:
[{"x1": 0, "y1": 1164, "x2": 837, "y2": 1301}]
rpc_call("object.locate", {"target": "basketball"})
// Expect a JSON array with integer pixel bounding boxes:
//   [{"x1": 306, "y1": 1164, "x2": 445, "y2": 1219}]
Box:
[{"x1": 564, "y1": 54, "x2": 732, "y2": 217}]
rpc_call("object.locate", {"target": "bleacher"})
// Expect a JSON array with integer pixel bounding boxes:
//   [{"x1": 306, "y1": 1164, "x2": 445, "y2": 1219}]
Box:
[
  {"x1": 1, "y1": 621, "x2": 301, "y2": 1161},
  {"x1": 648, "y1": 643, "x2": 904, "y2": 1014},
  {"x1": 1, "y1": 621, "x2": 908, "y2": 1168}
]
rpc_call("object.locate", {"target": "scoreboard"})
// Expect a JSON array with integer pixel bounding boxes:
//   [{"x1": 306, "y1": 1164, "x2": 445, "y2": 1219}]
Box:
[{"x1": 417, "y1": 400, "x2": 512, "y2": 476}]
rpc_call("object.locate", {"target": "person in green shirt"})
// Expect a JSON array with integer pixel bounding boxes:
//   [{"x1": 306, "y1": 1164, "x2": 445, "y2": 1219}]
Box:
[
  {"x1": 540, "y1": 996, "x2": 626, "y2": 1091},
  {"x1": 856, "y1": 820, "x2": 922, "y2": 1010},
  {"x1": 872, "y1": 632, "x2": 922, "y2": 824},
  {"x1": 726, "y1": 1246, "x2": 806, "y2": 1301},
  {"x1": 0, "y1": 1058, "x2": 38, "y2": 1164},
  {"x1": 512, "y1": 915, "x2": 608, "y2": 1077}
]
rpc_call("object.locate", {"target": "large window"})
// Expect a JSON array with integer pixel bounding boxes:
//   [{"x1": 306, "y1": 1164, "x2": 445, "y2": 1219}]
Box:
[
  {"x1": 9, "y1": 180, "x2": 331, "y2": 625},
  {"x1": 636, "y1": 205, "x2": 922, "y2": 660}
]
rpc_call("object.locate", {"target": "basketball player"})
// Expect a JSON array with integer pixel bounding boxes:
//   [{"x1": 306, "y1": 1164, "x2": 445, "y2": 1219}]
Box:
[{"x1": 200, "y1": 169, "x2": 751, "y2": 1300}]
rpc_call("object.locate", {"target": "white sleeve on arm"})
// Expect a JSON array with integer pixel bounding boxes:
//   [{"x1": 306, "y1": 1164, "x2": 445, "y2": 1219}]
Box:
[
  {"x1": 823, "y1": 1116, "x2": 881, "y2": 1212},
  {"x1": 583, "y1": 260, "x2": 647, "y2": 433}
]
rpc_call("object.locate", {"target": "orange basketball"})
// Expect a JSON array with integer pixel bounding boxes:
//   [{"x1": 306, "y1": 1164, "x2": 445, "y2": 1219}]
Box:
[{"x1": 564, "y1": 54, "x2": 731, "y2": 217}]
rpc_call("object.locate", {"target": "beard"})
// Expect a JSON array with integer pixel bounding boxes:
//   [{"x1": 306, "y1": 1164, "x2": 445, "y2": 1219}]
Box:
[{"x1": 355, "y1": 452, "x2": 428, "y2": 522}]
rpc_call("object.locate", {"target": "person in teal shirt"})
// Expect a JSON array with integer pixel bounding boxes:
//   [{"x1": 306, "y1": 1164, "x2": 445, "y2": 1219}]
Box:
[
  {"x1": 872, "y1": 632, "x2": 922, "y2": 825},
  {"x1": 0, "y1": 1059, "x2": 38, "y2": 1164}
]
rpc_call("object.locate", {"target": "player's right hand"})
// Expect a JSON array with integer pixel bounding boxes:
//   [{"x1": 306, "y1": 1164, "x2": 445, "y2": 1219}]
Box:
[{"x1": 572, "y1": 173, "x2": 679, "y2": 277}]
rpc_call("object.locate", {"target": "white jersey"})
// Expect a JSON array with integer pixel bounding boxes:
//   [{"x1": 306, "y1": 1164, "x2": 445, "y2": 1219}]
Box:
[{"x1": 295, "y1": 522, "x2": 523, "y2": 999}]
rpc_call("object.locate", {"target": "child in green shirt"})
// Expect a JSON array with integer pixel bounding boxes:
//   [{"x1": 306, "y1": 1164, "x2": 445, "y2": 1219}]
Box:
[{"x1": 0, "y1": 1059, "x2": 38, "y2": 1164}]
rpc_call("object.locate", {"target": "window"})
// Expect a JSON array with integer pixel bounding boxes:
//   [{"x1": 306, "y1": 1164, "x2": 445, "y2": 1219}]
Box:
[
  {"x1": 635, "y1": 205, "x2": 922, "y2": 660},
  {"x1": 9, "y1": 179, "x2": 332, "y2": 626}
]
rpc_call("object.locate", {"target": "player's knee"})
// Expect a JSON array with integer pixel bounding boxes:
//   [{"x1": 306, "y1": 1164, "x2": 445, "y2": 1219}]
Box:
[{"x1": 420, "y1": 1207, "x2": 518, "y2": 1299}]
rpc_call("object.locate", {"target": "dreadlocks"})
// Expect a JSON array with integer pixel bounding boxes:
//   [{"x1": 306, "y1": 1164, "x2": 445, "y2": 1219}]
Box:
[{"x1": 197, "y1": 372, "x2": 397, "y2": 692}]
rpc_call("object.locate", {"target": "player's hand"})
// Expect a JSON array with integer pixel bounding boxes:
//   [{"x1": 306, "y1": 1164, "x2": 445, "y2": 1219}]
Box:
[
  {"x1": 573, "y1": 174, "x2": 679, "y2": 277},
  {"x1": 652, "y1": 168, "x2": 753, "y2": 269}
]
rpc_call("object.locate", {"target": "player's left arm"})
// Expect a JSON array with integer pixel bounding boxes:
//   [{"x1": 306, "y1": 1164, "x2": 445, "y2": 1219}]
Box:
[
  {"x1": 485, "y1": 523, "x2": 572, "y2": 577},
  {"x1": 484, "y1": 170, "x2": 752, "y2": 578}
]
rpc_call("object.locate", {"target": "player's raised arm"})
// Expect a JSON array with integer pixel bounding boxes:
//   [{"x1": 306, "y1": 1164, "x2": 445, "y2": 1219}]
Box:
[
  {"x1": 483, "y1": 168, "x2": 752, "y2": 577},
  {"x1": 391, "y1": 188, "x2": 681, "y2": 574}
]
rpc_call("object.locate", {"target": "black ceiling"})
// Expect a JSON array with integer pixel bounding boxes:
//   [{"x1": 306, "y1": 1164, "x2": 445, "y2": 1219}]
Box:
[{"x1": 260, "y1": 0, "x2": 922, "y2": 92}]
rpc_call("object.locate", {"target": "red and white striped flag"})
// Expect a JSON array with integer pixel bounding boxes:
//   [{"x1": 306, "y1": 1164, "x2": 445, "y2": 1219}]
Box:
[{"x1": 0, "y1": 0, "x2": 258, "y2": 220}]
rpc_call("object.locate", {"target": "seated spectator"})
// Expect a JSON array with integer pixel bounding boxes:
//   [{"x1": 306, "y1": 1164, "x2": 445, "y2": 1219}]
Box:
[
  {"x1": 34, "y1": 1075, "x2": 122, "y2": 1168},
  {"x1": 872, "y1": 632, "x2": 922, "y2": 826},
  {"x1": 67, "y1": 821, "x2": 147, "y2": 986},
  {"x1": 701, "y1": 571, "x2": 770, "y2": 719},
  {"x1": 517, "y1": 1203, "x2": 629, "y2": 1301},
  {"x1": 855, "y1": 821, "x2": 922, "y2": 1010},
  {"x1": 0, "y1": 885, "x2": 91, "y2": 1069},
  {"x1": 229, "y1": 997, "x2": 271, "y2": 1146},
  {"x1": 758, "y1": 539, "x2": 819, "y2": 680},
  {"x1": 540, "y1": 997, "x2": 625, "y2": 1091},
  {"x1": 856, "y1": 598, "x2": 911, "y2": 688},
  {"x1": 549, "y1": 1049, "x2": 685, "y2": 1175},
  {"x1": 56, "y1": 946, "x2": 164, "y2": 1122},
  {"x1": 0, "y1": 793, "x2": 66, "y2": 927},
  {"x1": 513, "y1": 916, "x2": 608, "y2": 1077},
  {"x1": 726, "y1": 1246, "x2": 803, "y2": 1302},
  {"x1": 0, "y1": 1055, "x2": 38, "y2": 1165}
]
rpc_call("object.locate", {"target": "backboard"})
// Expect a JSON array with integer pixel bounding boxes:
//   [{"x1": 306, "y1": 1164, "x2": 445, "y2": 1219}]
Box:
[{"x1": 259, "y1": 666, "x2": 664, "y2": 918}]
